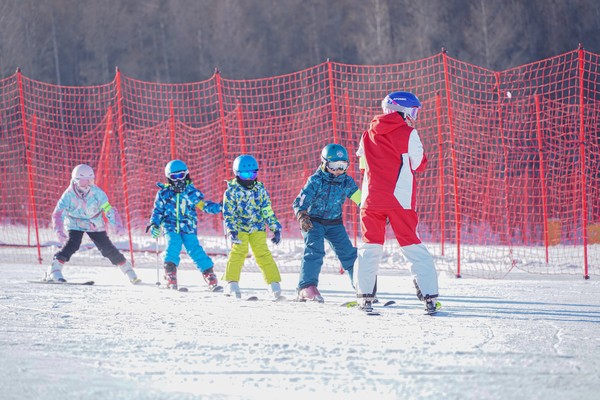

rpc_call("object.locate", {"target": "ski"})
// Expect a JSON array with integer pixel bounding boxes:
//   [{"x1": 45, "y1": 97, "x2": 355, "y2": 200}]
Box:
[
  {"x1": 229, "y1": 294, "x2": 286, "y2": 302},
  {"x1": 209, "y1": 285, "x2": 223, "y2": 293},
  {"x1": 159, "y1": 286, "x2": 189, "y2": 292},
  {"x1": 28, "y1": 280, "x2": 95, "y2": 286},
  {"x1": 338, "y1": 301, "x2": 379, "y2": 315},
  {"x1": 245, "y1": 295, "x2": 287, "y2": 302},
  {"x1": 341, "y1": 299, "x2": 396, "y2": 307}
]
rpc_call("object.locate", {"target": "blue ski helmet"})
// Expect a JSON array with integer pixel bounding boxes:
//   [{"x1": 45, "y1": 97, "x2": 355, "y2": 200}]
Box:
[
  {"x1": 233, "y1": 155, "x2": 259, "y2": 181},
  {"x1": 381, "y1": 91, "x2": 422, "y2": 120},
  {"x1": 233, "y1": 155, "x2": 259, "y2": 174},
  {"x1": 321, "y1": 144, "x2": 350, "y2": 172},
  {"x1": 164, "y1": 160, "x2": 190, "y2": 193},
  {"x1": 164, "y1": 159, "x2": 188, "y2": 178},
  {"x1": 321, "y1": 144, "x2": 349, "y2": 163}
]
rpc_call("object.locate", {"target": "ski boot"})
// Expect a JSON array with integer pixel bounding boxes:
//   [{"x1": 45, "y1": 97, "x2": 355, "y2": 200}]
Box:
[
  {"x1": 202, "y1": 267, "x2": 220, "y2": 292},
  {"x1": 225, "y1": 281, "x2": 241, "y2": 299},
  {"x1": 164, "y1": 261, "x2": 178, "y2": 290},
  {"x1": 119, "y1": 261, "x2": 141, "y2": 284},
  {"x1": 359, "y1": 296, "x2": 375, "y2": 312},
  {"x1": 424, "y1": 295, "x2": 441, "y2": 315},
  {"x1": 296, "y1": 285, "x2": 324, "y2": 303},
  {"x1": 268, "y1": 281, "x2": 282, "y2": 300},
  {"x1": 46, "y1": 259, "x2": 66, "y2": 282}
]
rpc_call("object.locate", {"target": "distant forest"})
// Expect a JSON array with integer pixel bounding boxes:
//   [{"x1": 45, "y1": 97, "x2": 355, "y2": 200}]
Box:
[{"x1": 1, "y1": 0, "x2": 599, "y2": 85}]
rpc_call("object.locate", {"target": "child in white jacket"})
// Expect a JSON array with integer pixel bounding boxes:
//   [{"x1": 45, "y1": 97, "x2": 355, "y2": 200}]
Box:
[{"x1": 48, "y1": 164, "x2": 140, "y2": 284}]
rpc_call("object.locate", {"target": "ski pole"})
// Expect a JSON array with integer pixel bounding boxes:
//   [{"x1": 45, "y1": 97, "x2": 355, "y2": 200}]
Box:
[
  {"x1": 223, "y1": 220, "x2": 231, "y2": 256},
  {"x1": 155, "y1": 236, "x2": 161, "y2": 286}
]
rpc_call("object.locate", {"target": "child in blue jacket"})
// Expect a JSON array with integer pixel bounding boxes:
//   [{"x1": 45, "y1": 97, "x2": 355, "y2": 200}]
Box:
[
  {"x1": 146, "y1": 160, "x2": 222, "y2": 290},
  {"x1": 292, "y1": 144, "x2": 361, "y2": 302}
]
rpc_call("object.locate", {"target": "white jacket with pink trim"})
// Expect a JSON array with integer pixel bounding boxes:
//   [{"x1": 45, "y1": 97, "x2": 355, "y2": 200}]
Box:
[{"x1": 52, "y1": 182, "x2": 121, "y2": 233}]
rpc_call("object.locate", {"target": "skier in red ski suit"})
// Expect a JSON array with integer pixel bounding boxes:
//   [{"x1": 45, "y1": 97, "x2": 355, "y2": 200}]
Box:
[{"x1": 354, "y1": 91, "x2": 440, "y2": 314}]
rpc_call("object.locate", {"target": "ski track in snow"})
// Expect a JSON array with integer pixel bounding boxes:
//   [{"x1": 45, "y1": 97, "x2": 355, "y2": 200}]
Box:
[{"x1": 1, "y1": 261, "x2": 600, "y2": 400}]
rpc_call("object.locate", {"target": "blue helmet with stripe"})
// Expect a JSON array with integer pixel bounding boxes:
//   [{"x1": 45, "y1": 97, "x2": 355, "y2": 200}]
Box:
[
  {"x1": 164, "y1": 160, "x2": 189, "y2": 192},
  {"x1": 165, "y1": 159, "x2": 188, "y2": 177},
  {"x1": 381, "y1": 91, "x2": 422, "y2": 120}
]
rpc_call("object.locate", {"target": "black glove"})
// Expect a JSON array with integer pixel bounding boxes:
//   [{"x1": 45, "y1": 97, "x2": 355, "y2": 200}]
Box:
[
  {"x1": 271, "y1": 230, "x2": 281, "y2": 245},
  {"x1": 146, "y1": 223, "x2": 160, "y2": 238},
  {"x1": 229, "y1": 231, "x2": 242, "y2": 244}
]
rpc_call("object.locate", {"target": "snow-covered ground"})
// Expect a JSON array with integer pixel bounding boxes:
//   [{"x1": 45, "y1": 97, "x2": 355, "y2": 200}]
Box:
[{"x1": 1, "y1": 241, "x2": 599, "y2": 400}]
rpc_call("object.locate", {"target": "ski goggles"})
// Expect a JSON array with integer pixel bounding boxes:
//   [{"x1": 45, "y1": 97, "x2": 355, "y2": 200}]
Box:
[
  {"x1": 326, "y1": 160, "x2": 349, "y2": 171},
  {"x1": 404, "y1": 106, "x2": 419, "y2": 121},
  {"x1": 238, "y1": 170, "x2": 258, "y2": 180},
  {"x1": 74, "y1": 177, "x2": 94, "y2": 186},
  {"x1": 168, "y1": 170, "x2": 188, "y2": 181}
]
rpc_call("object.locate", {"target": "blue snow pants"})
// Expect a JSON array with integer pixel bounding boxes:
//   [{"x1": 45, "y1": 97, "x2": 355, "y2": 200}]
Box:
[
  {"x1": 298, "y1": 221, "x2": 356, "y2": 289},
  {"x1": 164, "y1": 231, "x2": 213, "y2": 272}
]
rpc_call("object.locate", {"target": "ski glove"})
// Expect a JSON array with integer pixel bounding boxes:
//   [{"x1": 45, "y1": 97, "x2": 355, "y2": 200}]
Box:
[
  {"x1": 145, "y1": 223, "x2": 161, "y2": 239},
  {"x1": 271, "y1": 230, "x2": 281, "y2": 245},
  {"x1": 205, "y1": 201, "x2": 222, "y2": 215},
  {"x1": 115, "y1": 222, "x2": 126, "y2": 236},
  {"x1": 296, "y1": 210, "x2": 313, "y2": 232},
  {"x1": 229, "y1": 231, "x2": 242, "y2": 244},
  {"x1": 55, "y1": 229, "x2": 67, "y2": 245}
]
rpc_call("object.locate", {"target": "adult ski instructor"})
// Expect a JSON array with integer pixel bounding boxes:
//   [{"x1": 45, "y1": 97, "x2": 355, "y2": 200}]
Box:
[{"x1": 354, "y1": 91, "x2": 440, "y2": 314}]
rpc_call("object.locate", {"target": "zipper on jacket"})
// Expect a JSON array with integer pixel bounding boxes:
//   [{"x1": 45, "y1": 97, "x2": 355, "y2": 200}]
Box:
[{"x1": 176, "y1": 192, "x2": 180, "y2": 233}]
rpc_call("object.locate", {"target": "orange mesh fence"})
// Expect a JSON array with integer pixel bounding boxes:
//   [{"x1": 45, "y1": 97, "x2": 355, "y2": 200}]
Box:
[{"x1": 1, "y1": 48, "x2": 598, "y2": 278}]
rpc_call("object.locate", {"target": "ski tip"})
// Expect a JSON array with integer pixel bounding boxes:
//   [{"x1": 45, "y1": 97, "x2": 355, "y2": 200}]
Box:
[
  {"x1": 365, "y1": 311, "x2": 381, "y2": 316},
  {"x1": 340, "y1": 301, "x2": 358, "y2": 308},
  {"x1": 246, "y1": 296, "x2": 259, "y2": 301},
  {"x1": 178, "y1": 287, "x2": 189, "y2": 292},
  {"x1": 211, "y1": 285, "x2": 224, "y2": 292},
  {"x1": 383, "y1": 300, "x2": 396, "y2": 307},
  {"x1": 29, "y1": 280, "x2": 94, "y2": 285}
]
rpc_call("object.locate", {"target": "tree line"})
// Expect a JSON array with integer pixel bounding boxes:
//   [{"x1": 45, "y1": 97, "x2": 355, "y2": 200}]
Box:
[{"x1": 1, "y1": 0, "x2": 598, "y2": 85}]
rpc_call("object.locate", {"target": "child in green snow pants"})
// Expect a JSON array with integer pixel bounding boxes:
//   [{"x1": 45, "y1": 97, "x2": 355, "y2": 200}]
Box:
[{"x1": 223, "y1": 230, "x2": 281, "y2": 283}]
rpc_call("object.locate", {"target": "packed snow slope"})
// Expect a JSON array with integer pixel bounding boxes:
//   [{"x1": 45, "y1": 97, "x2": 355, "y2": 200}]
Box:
[{"x1": 1, "y1": 256, "x2": 599, "y2": 400}]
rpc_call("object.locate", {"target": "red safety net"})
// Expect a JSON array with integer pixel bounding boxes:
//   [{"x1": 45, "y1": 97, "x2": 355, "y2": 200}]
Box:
[{"x1": 1, "y1": 47, "x2": 599, "y2": 278}]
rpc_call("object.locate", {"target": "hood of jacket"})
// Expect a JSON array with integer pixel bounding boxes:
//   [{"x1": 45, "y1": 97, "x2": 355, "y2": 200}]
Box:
[{"x1": 368, "y1": 112, "x2": 408, "y2": 138}]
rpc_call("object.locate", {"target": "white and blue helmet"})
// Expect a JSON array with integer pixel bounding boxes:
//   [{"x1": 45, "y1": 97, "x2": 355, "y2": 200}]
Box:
[
  {"x1": 164, "y1": 159, "x2": 189, "y2": 192},
  {"x1": 381, "y1": 91, "x2": 422, "y2": 120},
  {"x1": 165, "y1": 159, "x2": 188, "y2": 179}
]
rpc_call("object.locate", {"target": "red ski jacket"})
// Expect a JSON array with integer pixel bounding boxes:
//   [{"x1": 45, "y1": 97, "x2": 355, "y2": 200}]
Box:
[{"x1": 357, "y1": 112, "x2": 427, "y2": 210}]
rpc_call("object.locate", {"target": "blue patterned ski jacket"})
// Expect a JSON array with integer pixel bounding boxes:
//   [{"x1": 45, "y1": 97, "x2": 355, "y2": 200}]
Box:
[
  {"x1": 292, "y1": 168, "x2": 361, "y2": 221},
  {"x1": 222, "y1": 179, "x2": 281, "y2": 234},
  {"x1": 149, "y1": 182, "x2": 221, "y2": 234}
]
